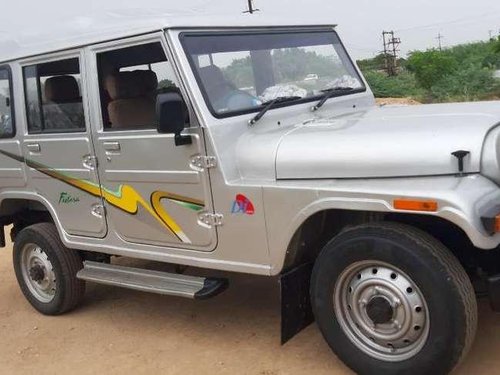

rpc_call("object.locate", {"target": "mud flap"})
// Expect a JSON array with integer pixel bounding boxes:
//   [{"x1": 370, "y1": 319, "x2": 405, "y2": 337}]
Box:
[
  {"x1": 488, "y1": 274, "x2": 500, "y2": 311},
  {"x1": 280, "y1": 262, "x2": 314, "y2": 345}
]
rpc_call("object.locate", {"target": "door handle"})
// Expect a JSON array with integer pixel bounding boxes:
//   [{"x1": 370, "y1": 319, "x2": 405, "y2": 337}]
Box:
[
  {"x1": 82, "y1": 155, "x2": 97, "y2": 170},
  {"x1": 103, "y1": 141, "x2": 121, "y2": 152},
  {"x1": 26, "y1": 143, "x2": 41, "y2": 153}
]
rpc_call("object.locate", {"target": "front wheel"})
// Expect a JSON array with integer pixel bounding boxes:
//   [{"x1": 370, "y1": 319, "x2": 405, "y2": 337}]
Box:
[{"x1": 311, "y1": 222, "x2": 477, "y2": 375}]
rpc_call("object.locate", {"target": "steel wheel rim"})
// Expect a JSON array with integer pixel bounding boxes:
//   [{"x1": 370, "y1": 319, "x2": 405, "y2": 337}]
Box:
[
  {"x1": 20, "y1": 243, "x2": 56, "y2": 303},
  {"x1": 334, "y1": 260, "x2": 430, "y2": 362}
]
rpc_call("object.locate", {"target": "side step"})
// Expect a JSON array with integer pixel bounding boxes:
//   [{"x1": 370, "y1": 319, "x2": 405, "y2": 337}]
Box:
[{"x1": 77, "y1": 261, "x2": 228, "y2": 300}]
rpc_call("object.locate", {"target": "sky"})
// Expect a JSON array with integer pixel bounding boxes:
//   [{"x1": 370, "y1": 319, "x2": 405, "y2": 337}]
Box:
[{"x1": 1, "y1": 0, "x2": 500, "y2": 59}]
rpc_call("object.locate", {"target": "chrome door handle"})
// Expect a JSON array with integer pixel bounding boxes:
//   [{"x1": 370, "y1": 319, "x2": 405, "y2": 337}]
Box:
[
  {"x1": 26, "y1": 143, "x2": 41, "y2": 153},
  {"x1": 82, "y1": 155, "x2": 97, "y2": 170},
  {"x1": 103, "y1": 141, "x2": 121, "y2": 152}
]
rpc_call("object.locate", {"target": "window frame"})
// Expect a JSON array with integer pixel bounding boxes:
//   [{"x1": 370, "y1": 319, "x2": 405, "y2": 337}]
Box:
[
  {"x1": 179, "y1": 28, "x2": 367, "y2": 120},
  {"x1": 94, "y1": 39, "x2": 186, "y2": 133},
  {"x1": 0, "y1": 64, "x2": 16, "y2": 139},
  {"x1": 22, "y1": 55, "x2": 87, "y2": 135}
]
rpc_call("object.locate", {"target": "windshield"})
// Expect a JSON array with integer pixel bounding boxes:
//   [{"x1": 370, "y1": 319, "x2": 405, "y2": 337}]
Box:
[{"x1": 181, "y1": 29, "x2": 365, "y2": 117}]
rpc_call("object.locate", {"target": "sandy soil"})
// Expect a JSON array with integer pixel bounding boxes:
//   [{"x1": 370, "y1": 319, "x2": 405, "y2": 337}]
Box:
[
  {"x1": 376, "y1": 98, "x2": 421, "y2": 106},
  {"x1": 1, "y1": 231, "x2": 500, "y2": 375}
]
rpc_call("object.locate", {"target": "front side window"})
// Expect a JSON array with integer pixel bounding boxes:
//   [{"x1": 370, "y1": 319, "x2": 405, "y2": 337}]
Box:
[
  {"x1": 0, "y1": 67, "x2": 14, "y2": 137},
  {"x1": 97, "y1": 42, "x2": 187, "y2": 131},
  {"x1": 23, "y1": 58, "x2": 85, "y2": 133},
  {"x1": 181, "y1": 29, "x2": 365, "y2": 117}
]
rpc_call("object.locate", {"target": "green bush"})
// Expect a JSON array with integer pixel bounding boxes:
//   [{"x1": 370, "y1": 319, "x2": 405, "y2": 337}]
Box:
[
  {"x1": 359, "y1": 40, "x2": 500, "y2": 103},
  {"x1": 406, "y1": 50, "x2": 458, "y2": 90},
  {"x1": 482, "y1": 53, "x2": 500, "y2": 69},
  {"x1": 430, "y1": 64, "x2": 497, "y2": 102},
  {"x1": 363, "y1": 70, "x2": 425, "y2": 98},
  {"x1": 494, "y1": 38, "x2": 500, "y2": 54}
]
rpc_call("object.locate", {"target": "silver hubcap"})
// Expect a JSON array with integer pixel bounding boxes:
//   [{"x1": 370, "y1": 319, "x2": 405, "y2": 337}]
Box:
[
  {"x1": 334, "y1": 261, "x2": 429, "y2": 362},
  {"x1": 20, "y1": 243, "x2": 56, "y2": 303}
]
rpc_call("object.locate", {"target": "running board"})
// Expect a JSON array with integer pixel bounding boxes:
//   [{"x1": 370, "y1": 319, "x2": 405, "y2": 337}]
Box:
[{"x1": 77, "y1": 261, "x2": 228, "y2": 300}]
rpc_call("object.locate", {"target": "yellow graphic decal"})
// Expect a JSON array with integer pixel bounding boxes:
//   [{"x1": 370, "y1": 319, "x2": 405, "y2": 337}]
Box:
[
  {"x1": 0, "y1": 150, "x2": 205, "y2": 244},
  {"x1": 101, "y1": 185, "x2": 195, "y2": 244}
]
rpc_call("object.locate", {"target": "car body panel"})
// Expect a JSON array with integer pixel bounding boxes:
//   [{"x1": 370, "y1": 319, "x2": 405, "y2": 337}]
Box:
[
  {"x1": 276, "y1": 102, "x2": 500, "y2": 180},
  {"x1": 0, "y1": 25, "x2": 498, "y2": 278}
]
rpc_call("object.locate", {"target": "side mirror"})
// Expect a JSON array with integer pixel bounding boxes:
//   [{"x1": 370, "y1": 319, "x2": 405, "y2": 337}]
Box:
[{"x1": 156, "y1": 93, "x2": 192, "y2": 146}]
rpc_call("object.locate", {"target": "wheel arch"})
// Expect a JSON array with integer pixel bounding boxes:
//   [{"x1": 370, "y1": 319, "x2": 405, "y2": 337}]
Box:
[
  {"x1": 0, "y1": 192, "x2": 61, "y2": 242},
  {"x1": 280, "y1": 207, "x2": 479, "y2": 275}
]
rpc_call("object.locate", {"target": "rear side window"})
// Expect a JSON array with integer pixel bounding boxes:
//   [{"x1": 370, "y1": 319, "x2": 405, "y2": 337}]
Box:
[
  {"x1": 23, "y1": 57, "x2": 85, "y2": 133},
  {"x1": 0, "y1": 66, "x2": 15, "y2": 138}
]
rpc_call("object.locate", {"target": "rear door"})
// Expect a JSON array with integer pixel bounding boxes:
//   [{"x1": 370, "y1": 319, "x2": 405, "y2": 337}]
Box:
[
  {"x1": 0, "y1": 65, "x2": 26, "y2": 190},
  {"x1": 20, "y1": 51, "x2": 107, "y2": 237},
  {"x1": 86, "y1": 34, "x2": 217, "y2": 251}
]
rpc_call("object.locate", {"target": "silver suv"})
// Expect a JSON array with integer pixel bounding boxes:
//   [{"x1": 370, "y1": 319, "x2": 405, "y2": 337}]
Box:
[{"x1": 0, "y1": 15, "x2": 498, "y2": 375}]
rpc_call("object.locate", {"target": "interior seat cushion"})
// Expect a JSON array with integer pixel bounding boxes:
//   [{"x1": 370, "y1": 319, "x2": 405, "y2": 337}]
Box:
[
  {"x1": 105, "y1": 70, "x2": 159, "y2": 129},
  {"x1": 105, "y1": 70, "x2": 158, "y2": 100},
  {"x1": 108, "y1": 98, "x2": 156, "y2": 129}
]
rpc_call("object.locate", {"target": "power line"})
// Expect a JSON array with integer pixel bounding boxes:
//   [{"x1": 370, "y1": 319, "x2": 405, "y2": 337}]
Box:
[
  {"x1": 348, "y1": 44, "x2": 379, "y2": 53},
  {"x1": 395, "y1": 10, "x2": 500, "y2": 32}
]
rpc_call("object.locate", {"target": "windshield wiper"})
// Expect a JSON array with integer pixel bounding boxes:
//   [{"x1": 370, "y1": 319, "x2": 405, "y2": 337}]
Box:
[
  {"x1": 249, "y1": 96, "x2": 302, "y2": 125},
  {"x1": 311, "y1": 87, "x2": 355, "y2": 112}
]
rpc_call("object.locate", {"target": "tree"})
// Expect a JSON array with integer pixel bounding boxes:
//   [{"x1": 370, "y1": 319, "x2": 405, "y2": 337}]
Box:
[
  {"x1": 357, "y1": 54, "x2": 387, "y2": 71},
  {"x1": 224, "y1": 56, "x2": 254, "y2": 88},
  {"x1": 222, "y1": 48, "x2": 345, "y2": 89},
  {"x1": 158, "y1": 79, "x2": 175, "y2": 90},
  {"x1": 0, "y1": 93, "x2": 6, "y2": 115},
  {"x1": 357, "y1": 54, "x2": 407, "y2": 73},
  {"x1": 494, "y1": 37, "x2": 500, "y2": 54},
  {"x1": 406, "y1": 50, "x2": 458, "y2": 90}
]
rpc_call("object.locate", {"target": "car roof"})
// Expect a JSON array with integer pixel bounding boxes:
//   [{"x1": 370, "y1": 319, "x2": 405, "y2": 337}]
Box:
[{"x1": 0, "y1": 9, "x2": 336, "y2": 64}]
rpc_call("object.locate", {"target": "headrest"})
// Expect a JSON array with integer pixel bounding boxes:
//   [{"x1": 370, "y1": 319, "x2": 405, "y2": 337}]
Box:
[
  {"x1": 105, "y1": 70, "x2": 158, "y2": 100},
  {"x1": 45, "y1": 76, "x2": 80, "y2": 103},
  {"x1": 199, "y1": 65, "x2": 226, "y2": 87}
]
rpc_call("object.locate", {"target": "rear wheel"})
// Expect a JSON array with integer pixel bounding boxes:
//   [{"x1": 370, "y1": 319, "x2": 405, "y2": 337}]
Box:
[
  {"x1": 311, "y1": 222, "x2": 477, "y2": 375},
  {"x1": 13, "y1": 223, "x2": 85, "y2": 315}
]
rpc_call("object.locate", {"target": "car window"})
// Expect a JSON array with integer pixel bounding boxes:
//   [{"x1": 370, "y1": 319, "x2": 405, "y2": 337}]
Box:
[
  {"x1": 97, "y1": 42, "x2": 188, "y2": 131},
  {"x1": 0, "y1": 67, "x2": 15, "y2": 138},
  {"x1": 23, "y1": 58, "x2": 85, "y2": 134},
  {"x1": 181, "y1": 30, "x2": 365, "y2": 117}
]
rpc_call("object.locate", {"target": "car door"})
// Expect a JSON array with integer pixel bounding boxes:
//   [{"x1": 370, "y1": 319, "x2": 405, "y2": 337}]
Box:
[
  {"x1": 20, "y1": 51, "x2": 107, "y2": 237},
  {"x1": 86, "y1": 35, "x2": 217, "y2": 251}
]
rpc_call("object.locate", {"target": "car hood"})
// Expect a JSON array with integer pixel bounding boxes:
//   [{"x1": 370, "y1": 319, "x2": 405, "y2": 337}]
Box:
[{"x1": 275, "y1": 101, "x2": 500, "y2": 180}]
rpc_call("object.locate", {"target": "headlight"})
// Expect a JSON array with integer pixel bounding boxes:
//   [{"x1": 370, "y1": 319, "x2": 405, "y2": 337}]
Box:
[{"x1": 482, "y1": 125, "x2": 500, "y2": 186}]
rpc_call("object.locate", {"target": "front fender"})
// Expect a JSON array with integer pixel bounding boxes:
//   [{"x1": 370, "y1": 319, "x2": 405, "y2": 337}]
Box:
[{"x1": 263, "y1": 174, "x2": 500, "y2": 275}]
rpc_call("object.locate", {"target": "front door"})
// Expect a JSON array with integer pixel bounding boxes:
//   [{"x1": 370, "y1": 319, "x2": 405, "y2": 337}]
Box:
[
  {"x1": 20, "y1": 52, "x2": 107, "y2": 237},
  {"x1": 87, "y1": 36, "x2": 216, "y2": 251}
]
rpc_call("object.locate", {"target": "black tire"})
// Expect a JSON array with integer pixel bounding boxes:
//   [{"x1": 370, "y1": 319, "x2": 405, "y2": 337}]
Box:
[
  {"x1": 13, "y1": 223, "x2": 85, "y2": 315},
  {"x1": 311, "y1": 222, "x2": 477, "y2": 375}
]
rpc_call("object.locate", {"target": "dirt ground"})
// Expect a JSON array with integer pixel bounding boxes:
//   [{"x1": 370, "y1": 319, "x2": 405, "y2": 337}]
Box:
[
  {"x1": 1, "y1": 232, "x2": 500, "y2": 375},
  {"x1": 376, "y1": 98, "x2": 421, "y2": 106}
]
